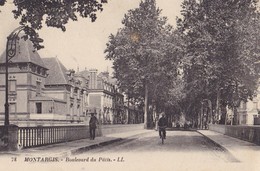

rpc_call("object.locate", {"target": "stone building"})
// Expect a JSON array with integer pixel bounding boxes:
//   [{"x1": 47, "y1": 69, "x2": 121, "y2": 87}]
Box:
[
  {"x1": 237, "y1": 89, "x2": 260, "y2": 125},
  {"x1": 0, "y1": 38, "x2": 88, "y2": 126},
  {"x1": 80, "y1": 69, "x2": 124, "y2": 124},
  {"x1": 221, "y1": 88, "x2": 260, "y2": 125}
]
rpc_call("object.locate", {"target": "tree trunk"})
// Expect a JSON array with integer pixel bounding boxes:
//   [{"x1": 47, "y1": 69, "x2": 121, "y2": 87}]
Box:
[
  {"x1": 127, "y1": 96, "x2": 130, "y2": 124},
  {"x1": 233, "y1": 82, "x2": 239, "y2": 125},
  {"x1": 233, "y1": 107, "x2": 238, "y2": 125},
  {"x1": 216, "y1": 89, "x2": 220, "y2": 124},
  {"x1": 200, "y1": 103, "x2": 203, "y2": 129},
  {"x1": 144, "y1": 80, "x2": 149, "y2": 129}
]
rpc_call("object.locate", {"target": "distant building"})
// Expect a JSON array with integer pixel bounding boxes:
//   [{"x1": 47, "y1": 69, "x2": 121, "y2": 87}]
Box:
[
  {"x1": 223, "y1": 88, "x2": 260, "y2": 125},
  {"x1": 237, "y1": 90, "x2": 260, "y2": 125},
  {"x1": 80, "y1": 69, "x2": 125, "y2": 124},
  {"x1": 225, "y1": 62, "x2": 260, "y2": 125}
]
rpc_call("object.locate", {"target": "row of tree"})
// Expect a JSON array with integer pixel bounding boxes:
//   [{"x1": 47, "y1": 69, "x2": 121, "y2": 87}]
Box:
[
  {"x1": 178, "y1": 0, "x2": 260, "y2": 126},
  {"x1": 105, "y1": 0, "x2": 260, "y2": 128}
]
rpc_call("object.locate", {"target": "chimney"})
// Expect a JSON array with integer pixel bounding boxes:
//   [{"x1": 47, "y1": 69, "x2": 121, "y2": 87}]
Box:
[
  {"x1": 89, "y1": 69, "x2": 98, "y2": 89},
  {"x1": 103, "y1": 71, "x2": 109, "y2": 79}
]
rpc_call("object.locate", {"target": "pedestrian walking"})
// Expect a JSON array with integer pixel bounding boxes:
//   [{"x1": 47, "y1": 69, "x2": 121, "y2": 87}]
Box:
[{"x1": 89, "y1": 113, "x2": 99, "y2": 140}]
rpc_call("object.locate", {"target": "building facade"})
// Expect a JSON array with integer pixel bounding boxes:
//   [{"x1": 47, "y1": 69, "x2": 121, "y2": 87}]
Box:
[
  {"x1": 222, "y1": 87, "x2": 260, "y2": 125},
  {"x1": 0, "y1": 34, "x2": 143, "y2": 127},
  {"x1": 0, "y1": 38, "x2": 88, "y2": 126},
  {"x1": 81, "y1": 69, "x2": 116, "y2": 124},
  {"x1": 80, "y1": 69, "x2": 130, "y2": 124},
  {"x1": 237, "y1": 89, "x2": 260, "y2": 125}
]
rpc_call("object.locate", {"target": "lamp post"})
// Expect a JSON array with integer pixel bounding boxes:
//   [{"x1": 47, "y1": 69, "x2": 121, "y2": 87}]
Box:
[
  {"x1": 3, "y1": 26, "x2": 42, "y2": 151},
  {"x1": 4, "y1": 26, "x2": 27, "y2": 126}
]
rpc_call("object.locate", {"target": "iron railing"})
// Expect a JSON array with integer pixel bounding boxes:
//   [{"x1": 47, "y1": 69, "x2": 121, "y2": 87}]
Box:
[{"x1": 18, "y1": 126, "x2": 88, "y2": 148}]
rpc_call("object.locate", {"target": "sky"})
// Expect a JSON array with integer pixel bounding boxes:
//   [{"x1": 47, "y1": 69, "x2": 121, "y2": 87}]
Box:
[{"x1": 0, "y1": 0, "x2": 183, "y2": 74}]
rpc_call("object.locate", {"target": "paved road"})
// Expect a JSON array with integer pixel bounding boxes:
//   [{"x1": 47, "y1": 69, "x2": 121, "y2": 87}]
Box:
[
  {"x1": 75, "y1": 130, "x2": 239, "y2": 165},
  {"x1": 0, "y1": 130, "x2": 240, "y2": 171}
]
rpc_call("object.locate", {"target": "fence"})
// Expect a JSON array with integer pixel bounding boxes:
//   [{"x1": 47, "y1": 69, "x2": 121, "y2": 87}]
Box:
[
  {"x1": 18, "y1": 125, "x2": 100, "y2": 149},
  {"x1": 1, "y1": 124, "x2": 141, "y2": 150},
  {"x1": 209, "y1": 124, "x2": 260, "y2": 145}
]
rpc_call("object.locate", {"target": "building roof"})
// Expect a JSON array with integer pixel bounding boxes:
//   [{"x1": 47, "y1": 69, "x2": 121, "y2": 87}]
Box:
[
  {"x1": 79, "y1": 69, "x2": 90, "y2": 79},
  {"x1": 42, "y1": 57, "x2": 69, "y2": 85},
  {"x1": 98, "y1": 71, "x2": 117, "y2": 85},
  {"x1": 0, "y1": 38, "x2": 47, "y2": 69}
]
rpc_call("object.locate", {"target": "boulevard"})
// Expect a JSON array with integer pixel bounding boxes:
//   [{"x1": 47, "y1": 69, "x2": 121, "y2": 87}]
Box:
[{"x1": 76, "y1": 130, "x2": 238, "y2": 163}]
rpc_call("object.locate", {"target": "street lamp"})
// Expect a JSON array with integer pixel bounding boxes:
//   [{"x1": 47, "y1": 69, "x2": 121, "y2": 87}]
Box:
[
  {"x1": 2, "y1": 26, "x2": 43, "y2": 151},
  {"x1": 4, "y1": 26, "x2": 26, "y2": 126}
]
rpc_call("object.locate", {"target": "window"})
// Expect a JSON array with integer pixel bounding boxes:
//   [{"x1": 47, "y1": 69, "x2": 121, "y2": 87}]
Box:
[
  {"x1": 77, "y1": 89, "x2": 80, "y2": 99},
  {"x1": 36, "y1": 81, "x2": 41, "y2": 96},
  {"x1": 42, "y1": 69, "x2": 46, "y2": 76},
  {"x1": 238, "y1": 101, "x2": 247, "y2": 110},
  {"x1": 242, "y1": 115, "x2": 247, "y2": 124},
  {"x1": 9, "y1": 80, "x2": 16, "y2": 93},
  {"x1": 36, "y1": 103, "x2": 42, "y2": 114},
  {"x1": 37, "y1": 67, "x2": 41, "y2": 74},
  {"x1": 70, "y1": 87, "x2": 74, "y2": 98},
  {"x1": 9, "y1": 103, "x2": 16, "y2": 113},
  {"x1": 31, "y1": 65, "x2": 36, "y2": 72}
]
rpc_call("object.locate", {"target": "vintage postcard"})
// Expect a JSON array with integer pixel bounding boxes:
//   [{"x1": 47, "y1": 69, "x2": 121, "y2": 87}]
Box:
[{"x1": 0, "y1": 0, "x2": 260, "y2": 171}]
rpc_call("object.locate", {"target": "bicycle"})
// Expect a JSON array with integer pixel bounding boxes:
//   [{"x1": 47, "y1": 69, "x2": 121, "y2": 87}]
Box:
[{"x1": 159, "y1": 126, "x2": 166, "y2": 144}]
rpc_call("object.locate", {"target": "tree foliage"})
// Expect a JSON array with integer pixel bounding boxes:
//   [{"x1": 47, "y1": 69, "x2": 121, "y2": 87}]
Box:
[
  {"x1": 0, "y1": 0, "x2": 107, "y2": 49},
  {"x1": 105, "y1": 0, "x2": 183, "y2": 117},
  {"x1": 178, "y1": 0, "x2": 260, "y2": 123}
]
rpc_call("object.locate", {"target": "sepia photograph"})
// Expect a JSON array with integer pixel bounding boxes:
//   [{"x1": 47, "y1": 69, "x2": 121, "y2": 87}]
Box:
[{"x1": 0, "y1": 0, "x2": 260, "y2": 171}]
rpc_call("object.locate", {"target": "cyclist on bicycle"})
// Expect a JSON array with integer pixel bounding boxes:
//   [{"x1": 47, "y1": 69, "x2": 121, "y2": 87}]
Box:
[{"x1": 158, "y1": 112, "x2": 167, "y2": 139}]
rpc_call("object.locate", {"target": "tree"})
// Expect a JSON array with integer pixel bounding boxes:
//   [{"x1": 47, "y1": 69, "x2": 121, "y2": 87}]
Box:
[
  {"x1": 178, "y1": 0, "x2": 260, "y2": 125},
  {"x1": 105, "y1": 0, "x2": 182, "y2": 128},
  {"x1": 0, "y1": 0, "x2": 107, "y2": 49}
]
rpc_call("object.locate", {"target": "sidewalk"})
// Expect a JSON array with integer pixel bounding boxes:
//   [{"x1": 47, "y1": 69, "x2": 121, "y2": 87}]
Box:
[
  {"x1": 0, "y1": 129, "x2": 153, "y2": 157},
  {"x1": 198, "y1": 130, "x2": 260, "y2": 163}
]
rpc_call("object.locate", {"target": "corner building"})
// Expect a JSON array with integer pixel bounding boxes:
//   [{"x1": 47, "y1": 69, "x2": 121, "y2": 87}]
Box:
[{"x1": 0, "y1": 38, "x2": 88, "y2": 126}]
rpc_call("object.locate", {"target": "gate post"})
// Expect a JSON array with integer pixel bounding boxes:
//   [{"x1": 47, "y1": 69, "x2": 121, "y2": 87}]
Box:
[{"x1": 0, "y1": 125, "x2": 18, "y2": 151}]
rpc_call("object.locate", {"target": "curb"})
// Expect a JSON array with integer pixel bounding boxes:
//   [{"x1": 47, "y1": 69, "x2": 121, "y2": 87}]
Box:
[
  {"x1": 196, "y1": 130, "x2": 227, "y2": 151},
  {"x1": 0, "y1": 138, "x2": 124, "y2": 158},
  {"x1": 166, "y1": 128, "x2": 197, "y2": 131},
  {"x1": 196, "y1": 130, "x2": 240, "y2": 162},
  {"x1": 60, "y1": 138, "x2": 123, "y2": 157},
  {"x1": 56, "y1": 131, "x2": 152, "y2": 157}
]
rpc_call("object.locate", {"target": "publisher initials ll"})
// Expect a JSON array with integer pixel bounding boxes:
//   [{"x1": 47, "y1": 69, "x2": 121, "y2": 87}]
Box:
[{"x1": 117, "y1": 157, "x2": 124, "y2": 162}]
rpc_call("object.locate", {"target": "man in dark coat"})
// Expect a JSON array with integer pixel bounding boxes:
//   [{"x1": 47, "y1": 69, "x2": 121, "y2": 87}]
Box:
[
  {"x1": 89, "y1": 113, "x2": 99, "y2": 140},
  {"x1": 158, "y1": 112, "x2": 167, "y2": 139}
]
